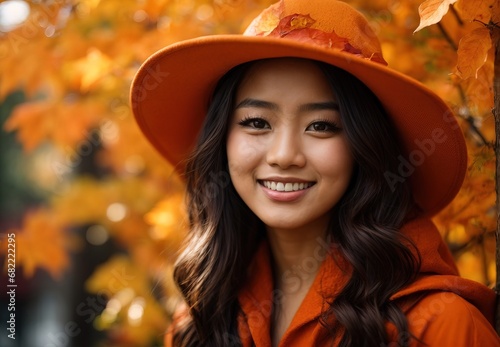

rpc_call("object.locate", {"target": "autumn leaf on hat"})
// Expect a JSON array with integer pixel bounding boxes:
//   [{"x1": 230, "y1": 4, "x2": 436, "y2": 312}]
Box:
[
  {"x1": 268, "y1": 13, "x2": 316, "y2": 36},
  {"x1": 244, "y1": 0, "x2": 285, "y2": 36},
  {"x1": 244, "y1": 0, "x2": 387, "y2": 64},
  {"x1": 265, "y1": 13, "x2": 388, "y2": 65}
]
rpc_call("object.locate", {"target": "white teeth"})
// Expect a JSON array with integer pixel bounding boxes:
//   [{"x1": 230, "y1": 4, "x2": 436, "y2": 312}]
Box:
[{"x1": 262, "y1": 181, "x2": 313, "y2": 192}]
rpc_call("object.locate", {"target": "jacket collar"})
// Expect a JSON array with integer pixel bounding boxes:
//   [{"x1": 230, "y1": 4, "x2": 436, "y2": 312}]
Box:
[{"x1": 237, "y1": 238, "x2": 350, "y2": 345}]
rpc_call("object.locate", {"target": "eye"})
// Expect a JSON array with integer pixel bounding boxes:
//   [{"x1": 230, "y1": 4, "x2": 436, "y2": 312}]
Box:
[
  {"x1": 306, "y1": 120, "x2": 341, "y2": 133},
  {"x1": 238, "y1": 117, "x2": 270, "y2": 130}
]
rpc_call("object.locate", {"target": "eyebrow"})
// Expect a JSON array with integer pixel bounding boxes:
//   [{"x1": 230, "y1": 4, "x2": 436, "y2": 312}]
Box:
[
  {"x1": 234, "y1": 98, "x2": 279, "y2": 111},
  {"x1": 234, "y1": 98, "x2": 339, "y2": 113},
  {"x1": 299, "y1": 101, "x2": 339, "y2": 113}
]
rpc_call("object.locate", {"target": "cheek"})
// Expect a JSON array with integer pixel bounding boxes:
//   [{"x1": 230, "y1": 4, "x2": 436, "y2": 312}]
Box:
[
  {"x1": 307, "y1": 140, "x2": 354, "y2": 179},
  {"x1": 226, "y1": 131, "x2": 263, "y2": 178}
]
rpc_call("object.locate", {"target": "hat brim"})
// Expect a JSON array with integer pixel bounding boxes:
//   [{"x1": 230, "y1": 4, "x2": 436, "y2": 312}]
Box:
[{"x1": 130, "y1": 35, "x2": 467, "y2": 217}]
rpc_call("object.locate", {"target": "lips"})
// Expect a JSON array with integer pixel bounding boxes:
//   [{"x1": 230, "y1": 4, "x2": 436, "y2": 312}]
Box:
[
  {"x1": 261, "y1": 180, "x2": 315, "y2": 192},
  {"x1": 258, "y1": 179, "x2": 315, "y2": 202}
]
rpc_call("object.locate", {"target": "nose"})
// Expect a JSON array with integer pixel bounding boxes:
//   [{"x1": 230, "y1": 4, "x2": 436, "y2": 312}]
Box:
[{"x1": 266, "y1": 129, "x2": 306, "y2": 169}]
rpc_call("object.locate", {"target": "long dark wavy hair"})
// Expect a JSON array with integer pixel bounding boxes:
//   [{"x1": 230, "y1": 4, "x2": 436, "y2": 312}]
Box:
[{"x1": 172, "y1": 58, "x2": 421, "y2": 347}]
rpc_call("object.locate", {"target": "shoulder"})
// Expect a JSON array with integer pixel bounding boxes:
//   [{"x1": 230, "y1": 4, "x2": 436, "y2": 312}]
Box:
[{"x1": 404, "y1": 291, "x2": 499, "y2": 347}]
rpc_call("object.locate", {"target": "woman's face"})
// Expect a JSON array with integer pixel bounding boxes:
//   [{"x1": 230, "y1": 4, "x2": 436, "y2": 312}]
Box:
[{"x1": 226, "y1": 58, "x2": 354, "y2": 233}]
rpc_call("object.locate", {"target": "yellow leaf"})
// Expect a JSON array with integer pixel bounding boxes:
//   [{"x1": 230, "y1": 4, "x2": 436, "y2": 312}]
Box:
[
  {"x1": 67, "y1": 48, "x2": 113, "y2": 93},
  {"x1": 86, "y1": 255, "x2": 150, "y2": 297},
  {"x1": 447, "y1": 224, "x2": 470, "y2": 244},
  {"x1": 80, "y1": 0, "x2": 102, "y2": 10},
  {"x1": 414, "y1": 0, "x2": 458, "y2": 33},
  {"x1": 455, "y1": 0, "x2": 494, "y2": 22},
  {"x1": 455, "y1": 27, "x2": 492, "y2": 79},
  {"x1": 145, "y1": 193, "x2": 187, "y2": 243},
  {"x1": 85, "y1": 255, "x2": 168, "y2": 344},
  {"x1": 51, "y1": 177, "x2": 111, "y2": 224}
]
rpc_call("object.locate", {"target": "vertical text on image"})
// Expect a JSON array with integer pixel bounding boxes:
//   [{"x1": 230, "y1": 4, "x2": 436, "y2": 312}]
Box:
[{"x1": 6, "y1": 233, "x2": 17, "y2": 340}]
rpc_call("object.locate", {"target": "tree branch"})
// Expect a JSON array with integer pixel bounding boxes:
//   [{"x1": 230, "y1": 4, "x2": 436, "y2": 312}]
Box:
[
  {"x1": 478, "y1": 235, "x2": 491, "y2": 287},
  {"x1": 456, "y1": 85, "x2": 493, "y2": 147},
  {"x1": 436, "y1": 17, "x2": 491, "y2": 147},
  {"x1": 450, "y1": 5, "x2": 464, "y2": 26},
  {"x1": 448, "y1": 229, "x2": 495, "y2": 254},
  {"x1": 437, "y1": 22, "x2": 458, "y2": 51},
  {"x1": 491, "y1": 19, "x2": 500, "y2": 335}
]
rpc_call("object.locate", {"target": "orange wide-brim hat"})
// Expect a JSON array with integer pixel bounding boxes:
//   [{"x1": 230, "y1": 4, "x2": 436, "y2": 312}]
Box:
[{"x1": 130, "y1": 0, "x2": 467, "y2": 217}]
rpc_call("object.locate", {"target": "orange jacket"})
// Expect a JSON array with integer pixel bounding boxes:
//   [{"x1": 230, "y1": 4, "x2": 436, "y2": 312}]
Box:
[{"x1": 166, "y1": 218, "x2": 500, "y2": 346}]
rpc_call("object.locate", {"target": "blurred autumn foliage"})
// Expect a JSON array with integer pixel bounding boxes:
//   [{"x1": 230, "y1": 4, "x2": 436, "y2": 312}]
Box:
[{"x1": 0, "y1": 0, "x2": 498, "y2": 345}]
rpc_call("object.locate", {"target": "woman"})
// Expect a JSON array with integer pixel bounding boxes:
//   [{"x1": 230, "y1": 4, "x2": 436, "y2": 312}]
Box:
[{"x1": 130, "y1": 0, "x2": 499, "y2": 346}]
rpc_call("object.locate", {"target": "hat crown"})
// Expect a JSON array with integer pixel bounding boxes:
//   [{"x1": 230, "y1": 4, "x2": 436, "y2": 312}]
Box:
[{"x1": 244, "y1": 0, "x2": 385, "y2": 64}]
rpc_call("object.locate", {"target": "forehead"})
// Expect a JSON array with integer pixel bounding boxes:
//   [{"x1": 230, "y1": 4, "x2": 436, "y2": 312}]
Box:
[{"x1": 235, "y1": 58, "x2": 336, "y2": 102}]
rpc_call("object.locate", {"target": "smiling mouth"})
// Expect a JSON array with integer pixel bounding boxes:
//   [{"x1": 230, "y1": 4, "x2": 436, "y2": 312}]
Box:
[{"x1": 259, "y1": 180, "x2": 315, "y2": 192}]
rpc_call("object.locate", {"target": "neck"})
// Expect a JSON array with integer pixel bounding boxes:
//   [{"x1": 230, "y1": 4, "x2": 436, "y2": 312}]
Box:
[{"x1": 266, "y1": 222, "x2": 331, "y2": 293}]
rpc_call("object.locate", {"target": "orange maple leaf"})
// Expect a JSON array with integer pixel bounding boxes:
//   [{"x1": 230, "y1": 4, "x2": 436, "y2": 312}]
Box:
[
  {"x1": 455, "y1": 0, "x2": 495, "y2": 22},
  {"x1": 3, "y1": 101, "x2": 53, "y2": 152},
  {"x1": 4, "y1": 99, "x2": 104, "y2": 152},
  {"x1": 455, "y1": 27, "x2": 492, "y2": 79},
  {"x1": 463, "y1": 59, "x2": 494, "y2": 114},
  {"x1": 1, "y1": 209, "x2": 80, "y2": 279}
]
